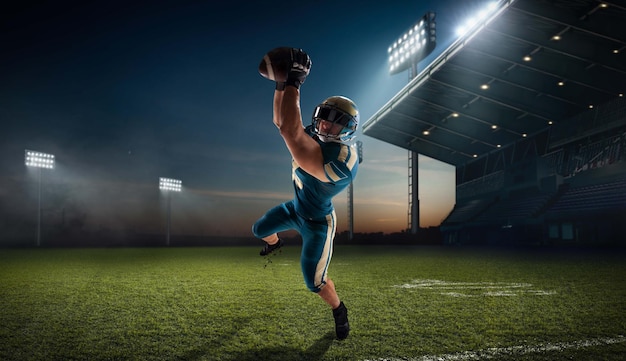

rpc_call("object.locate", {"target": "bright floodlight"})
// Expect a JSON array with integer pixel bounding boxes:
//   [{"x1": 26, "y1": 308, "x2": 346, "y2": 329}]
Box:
[
  {"x1": 455, "y1": 1, "x2": 499, "y2": 37},
  {"x1": 388, "y1": 11, "x2": 436, "y2": 75},
  {"x1": 159, "y1": 177, "x2": 182, "y2": 192},
  {"x1": 25, "y1": 150, "x2": 55, "y2": 169},
  {"x1": 159, "y1": 177, "x2": 182, "y2": 247},
  {"x1": 24, "y1": 149, "x2": 55, "y2": 247}
]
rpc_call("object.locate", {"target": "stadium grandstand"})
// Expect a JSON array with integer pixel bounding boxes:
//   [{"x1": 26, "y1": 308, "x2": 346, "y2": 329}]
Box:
[{"x1": 363, "y1": 0, "x2": 626, "y2": 246}]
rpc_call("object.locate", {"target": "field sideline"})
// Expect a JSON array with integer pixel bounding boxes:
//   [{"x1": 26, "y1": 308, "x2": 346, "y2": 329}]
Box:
[{"x1": 1, "y1": 245, "x2": 625, "y2": 360}]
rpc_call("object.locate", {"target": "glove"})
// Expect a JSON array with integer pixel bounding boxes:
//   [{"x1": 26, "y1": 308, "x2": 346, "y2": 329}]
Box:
[{"x1": 277, "y1": 48, "x2": 311, "y2": 90}]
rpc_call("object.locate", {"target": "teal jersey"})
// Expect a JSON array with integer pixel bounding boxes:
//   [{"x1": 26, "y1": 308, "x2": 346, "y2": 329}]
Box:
[{"x1": 291, "y1": 128, "x2": 359, "y2": 219}]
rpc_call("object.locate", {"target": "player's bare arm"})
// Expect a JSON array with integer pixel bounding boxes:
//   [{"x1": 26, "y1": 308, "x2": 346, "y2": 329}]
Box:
[
  {"x1": 272, "y1": 88, "x2": 283, "y2": 129},
  {"x1": 274, "y1": 87, "x2": 327, "y2": 182}
]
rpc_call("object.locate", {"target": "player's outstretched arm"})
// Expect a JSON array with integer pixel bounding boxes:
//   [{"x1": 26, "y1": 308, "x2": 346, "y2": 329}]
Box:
[
  {"x1": 276, "y1": 50, "x2": 328, "y2": 181},
  {"x1": 276, "y1": 87, "x2": 327, "y2": 182},
  {"x1": 261, "y1": 47, "x2": 328, "y2": 182}
]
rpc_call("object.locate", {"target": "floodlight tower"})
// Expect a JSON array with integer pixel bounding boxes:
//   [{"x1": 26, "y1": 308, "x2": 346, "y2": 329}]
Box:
[
  {"x1": 159, "y1": 177, "x2": 182, "y2": 246},
  {"x1": 387, "y1": 11, "x2": 436, "y2": 234},
  {"x1": 25, "y1": 150, "x2": 55, "y2": 246},
  {"x1": 347, "y1": 140, "x2": 364, "y2": 240}
]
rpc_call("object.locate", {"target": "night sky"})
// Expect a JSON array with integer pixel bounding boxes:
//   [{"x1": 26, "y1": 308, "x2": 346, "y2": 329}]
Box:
[{"x1": 1, "y1": 1, "x2": 493, "y2": 239}]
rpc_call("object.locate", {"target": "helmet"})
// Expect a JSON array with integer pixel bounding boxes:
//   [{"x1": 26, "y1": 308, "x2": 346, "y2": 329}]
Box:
[{"x1": 311, "y1": 96, "x2": 359, "y2": 142}]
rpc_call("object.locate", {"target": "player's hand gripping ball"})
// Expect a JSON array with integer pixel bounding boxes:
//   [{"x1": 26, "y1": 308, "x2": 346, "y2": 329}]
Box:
[{"x1": 259, "y1": 47, "x2": 311, "y2": 88}]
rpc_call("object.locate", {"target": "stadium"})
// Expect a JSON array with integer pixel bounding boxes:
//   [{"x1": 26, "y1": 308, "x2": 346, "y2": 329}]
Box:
[
  {"x1": 1, "y1": 0, "x2": 625, "y2": 360},
  {"x1": 364, "y1": 0, "x2": 626, "y2": 247}
]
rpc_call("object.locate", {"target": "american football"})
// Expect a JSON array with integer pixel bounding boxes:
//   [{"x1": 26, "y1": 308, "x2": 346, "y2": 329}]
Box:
[{"x1": 258, "y1": 47, "x2": 293, "y2": 82}]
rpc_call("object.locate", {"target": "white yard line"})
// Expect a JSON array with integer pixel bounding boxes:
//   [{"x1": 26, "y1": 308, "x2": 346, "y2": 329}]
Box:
[
  {"x1": 363, "y1": 335, "x2": 626, "y2": 361},
  {"x1": 392, "y1": 279, "x2": 555, "y2": 297}
]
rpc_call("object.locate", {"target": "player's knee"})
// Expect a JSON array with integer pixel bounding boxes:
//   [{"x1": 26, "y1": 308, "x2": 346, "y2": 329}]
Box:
[
  {"x1": 304, "y1": 276, "x2": 324, "y2": 293},
  {"x1": 251, "y1": 219, "x2": 268, "y2": 238},
  {"x1": 307, "y1": 283, "x2": 323, "y2": 293},
  {"x1": 251, "y1": 222, "x2": 261, "y2": 238}
]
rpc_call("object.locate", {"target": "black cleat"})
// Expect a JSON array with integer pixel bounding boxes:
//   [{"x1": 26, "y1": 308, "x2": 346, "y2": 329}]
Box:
[
  {"x1": 259, "y1": 238, "x2": 283, "y2": 256},
  {"x1": 333, "y1": 301, "x2": 350, "y2": 340}
]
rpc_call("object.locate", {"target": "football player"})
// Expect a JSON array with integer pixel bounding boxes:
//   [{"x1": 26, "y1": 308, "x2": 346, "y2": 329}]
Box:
[{"x1": 252, "y1": 48, "x2": 359, "y2": 340}]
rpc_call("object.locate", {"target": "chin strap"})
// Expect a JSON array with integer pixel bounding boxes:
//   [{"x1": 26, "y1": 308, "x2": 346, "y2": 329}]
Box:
[{"x1": 316, "y1": 134, "x2": 344, "y2": 143}]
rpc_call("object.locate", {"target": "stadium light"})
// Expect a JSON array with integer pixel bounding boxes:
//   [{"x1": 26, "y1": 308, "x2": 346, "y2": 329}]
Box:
[
  {"x1": 388, "y1": 11, "x2": 436, "y2": 76},
  {"x1": 159, "y1": 177, "x2": 182, "y2": 192},
  {"x1": 159, "y1": 177, "x2": 182, "y2": 246},
  {"x1": 455, "y1": 1, "x2": 499, "y2": 37},
  {"x1": 25, "y1": 150, "x2": 55, "y2": 247},
  {"x1": 387, "y1": 11, "x2": 436, "y2": 234}
]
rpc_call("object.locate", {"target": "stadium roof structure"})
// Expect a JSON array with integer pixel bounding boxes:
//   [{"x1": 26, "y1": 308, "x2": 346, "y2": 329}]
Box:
[{"x1": 363, "y1": 0, "x2": 626, "y2": 167}]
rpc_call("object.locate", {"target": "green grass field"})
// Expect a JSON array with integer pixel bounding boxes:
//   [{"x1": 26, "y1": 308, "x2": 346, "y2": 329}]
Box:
[{"x1": 1, "y1": 245, "x2": 625, "y2": 360}]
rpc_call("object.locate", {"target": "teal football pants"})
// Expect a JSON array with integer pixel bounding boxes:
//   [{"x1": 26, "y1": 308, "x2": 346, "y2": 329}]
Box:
[{"x1": 252, "y1": 200, "x2": 336, "y2": 293}]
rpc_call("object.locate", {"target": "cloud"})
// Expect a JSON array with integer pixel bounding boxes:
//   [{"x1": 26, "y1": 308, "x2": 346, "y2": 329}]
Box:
[
  {"x1": 354, "y1": 197, "x2": 405, "y2": 207},
  {"x1": 190, "y1": 188, "x2": 291, "y2": 201}
]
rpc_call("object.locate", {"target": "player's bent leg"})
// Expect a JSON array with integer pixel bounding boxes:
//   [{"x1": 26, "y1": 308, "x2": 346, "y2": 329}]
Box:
[
  {"x1": 299, "y1": 212, "x2": 348, "y2": 339},
  {"x1": 252, "y1": 202, "x2": 296, "y2": 256}
]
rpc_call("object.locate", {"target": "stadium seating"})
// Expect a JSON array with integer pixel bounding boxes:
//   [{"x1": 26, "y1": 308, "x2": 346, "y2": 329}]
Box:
[
  {"x1": 442, "y1": 197, "x2": 496, "y2": 224},
  {"x1": 473, "y1": 192, "x2": 553, "y2": 223},
  {"x1": 545, "y1": 177, "x2": 626, "y2": 218}
]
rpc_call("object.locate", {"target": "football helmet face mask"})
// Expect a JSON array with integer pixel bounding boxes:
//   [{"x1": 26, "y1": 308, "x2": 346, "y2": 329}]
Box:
[{"x1": 312, "y1": 96, "x2": 359, "y2": 143}]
